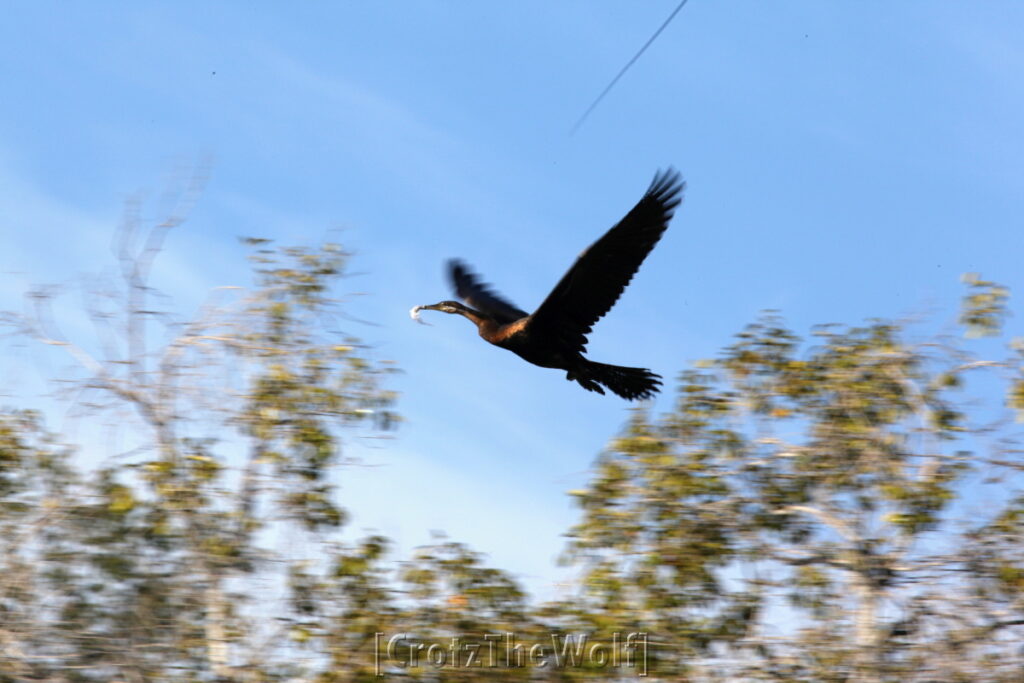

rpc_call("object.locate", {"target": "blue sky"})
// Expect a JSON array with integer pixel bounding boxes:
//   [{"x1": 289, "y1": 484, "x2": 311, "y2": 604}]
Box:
[{"x1": 2, "y1": 2, "x2": 1024, "y2": 598}]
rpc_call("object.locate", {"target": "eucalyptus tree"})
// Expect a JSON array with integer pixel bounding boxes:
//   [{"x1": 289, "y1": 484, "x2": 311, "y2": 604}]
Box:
[
  {"x1": 565, "y1": 275, "x2": 1024, "y2": 681},
  {"x1": 1, "y1": 185, "x2": 397, "y2": 681}
]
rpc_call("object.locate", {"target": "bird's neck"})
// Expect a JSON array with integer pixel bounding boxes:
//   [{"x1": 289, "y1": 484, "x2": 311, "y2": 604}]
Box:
[{"x1": 457, "y1": 307, "x2": 490, "y2": 328}]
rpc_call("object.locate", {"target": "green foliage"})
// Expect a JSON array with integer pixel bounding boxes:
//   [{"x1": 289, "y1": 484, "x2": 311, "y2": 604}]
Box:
[
  {"x1": 564, "y1": 275, "x2": 1024, "y2": 680},
  {"x1": 231, "y1": 241, "x2": 398, "y2": 532},
  {"x1": 0, "y1": 227, "x2": 400, "y2": 681},
  {"x1": 960, "y1": 272, "x2": 1009, "y2": 337},
  {"x1": 1010, "y1": 338, "x2": 1024, "y2": 422}
]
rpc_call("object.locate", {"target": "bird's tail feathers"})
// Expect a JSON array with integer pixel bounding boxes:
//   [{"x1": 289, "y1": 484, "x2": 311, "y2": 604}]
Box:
[{"x1": 569, "y1": 361, "x2": 662, "y2": 401}]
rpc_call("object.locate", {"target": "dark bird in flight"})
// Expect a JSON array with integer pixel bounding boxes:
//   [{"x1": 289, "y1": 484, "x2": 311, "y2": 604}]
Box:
[{"x1": 411, "y1": 169, "x2": 684, "y2": 400}]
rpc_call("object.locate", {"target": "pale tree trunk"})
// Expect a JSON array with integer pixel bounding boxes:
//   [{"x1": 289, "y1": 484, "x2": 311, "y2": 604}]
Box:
[
  {"x1": 852, "y1": 575, "x2": 881, "y2": 683},
  {"x1": 206, "y1": 577, "x2": 233, "y2": 681}
]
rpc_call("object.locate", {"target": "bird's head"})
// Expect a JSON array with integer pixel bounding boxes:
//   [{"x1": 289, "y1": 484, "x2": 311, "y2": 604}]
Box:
[
  {"x1": 410, "y1": 300, "x2": 482, "y2": 325},
  {"x1": 419, "y1": 300, "x2": 464, "y2": 315}
]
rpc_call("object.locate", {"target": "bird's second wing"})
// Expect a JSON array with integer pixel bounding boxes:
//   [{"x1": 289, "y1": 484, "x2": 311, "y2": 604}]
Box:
[
  {"x1": 448, "y1": 259, "x2": 529, "y2": 324},
  {"x1": 530, "y1": 169, "x2": 684, "y2": 353}
]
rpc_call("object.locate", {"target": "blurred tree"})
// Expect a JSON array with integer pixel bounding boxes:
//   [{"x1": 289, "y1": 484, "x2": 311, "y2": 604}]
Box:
[
  {"x1": 1, "y1": 183, "x2": 398, "y2": 681},
  {"x1": 0, "y1": 408, "x2": 77, "y2": 681},
  {"x1": 392, "y1": 537, "x2": 534, "y2": 681},
  {"x1": 565, "y1": 278, "x2": 1024, "y2": 681},
  {"x1": 282, "y1": 535, "x2": 540, "y2": 682}
]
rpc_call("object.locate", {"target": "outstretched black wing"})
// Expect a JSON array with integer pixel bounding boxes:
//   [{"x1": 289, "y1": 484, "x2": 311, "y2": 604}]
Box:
[
  {"x1": 530, "y1": 169, "x2": 684, "y2": 353},
  {"x1": 448, "y1": 259, "x2": 529, "y2": 324}
]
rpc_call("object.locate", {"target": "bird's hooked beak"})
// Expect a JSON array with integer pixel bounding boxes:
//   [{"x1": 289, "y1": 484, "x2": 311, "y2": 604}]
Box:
[{"x1": 409, "y1": 301, "x2": 458, "y2": 325}]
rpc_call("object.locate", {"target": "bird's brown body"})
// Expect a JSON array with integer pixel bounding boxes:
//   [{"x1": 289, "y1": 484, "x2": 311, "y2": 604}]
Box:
[
  {"x1": 481, "y1": 317, "x2": 569, "y2": 369},
  {"x1": 413, "y1": 169, "x2": 684, "y2": 400}
]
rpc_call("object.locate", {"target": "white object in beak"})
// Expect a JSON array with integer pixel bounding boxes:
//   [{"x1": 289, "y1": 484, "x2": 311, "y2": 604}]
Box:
[{"x1": 409, "y1": 305, "x2": 431, "y2": 325}]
